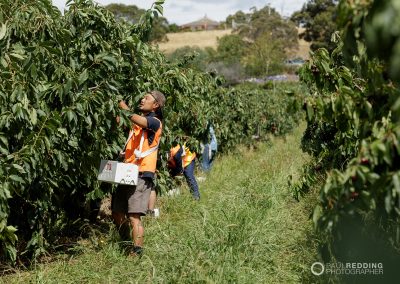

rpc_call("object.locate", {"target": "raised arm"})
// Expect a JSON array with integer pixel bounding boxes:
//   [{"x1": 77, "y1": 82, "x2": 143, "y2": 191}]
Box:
[{"x1": 119, "y1": 100, "x2": 148, "y2": 128}]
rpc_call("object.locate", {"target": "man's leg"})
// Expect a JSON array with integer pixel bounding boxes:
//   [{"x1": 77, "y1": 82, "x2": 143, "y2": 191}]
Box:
[
  {"x1": 183, "y1": 160, "x2": 200, "y2": 200},
  {"x1": 126, "y1": 178, "x2": 152, "y2": 255},
  {"x1": 147, "y1": 189, "x2": 157, "y2": 215},
  {"x1": 128, "y1": 213, "x2": 144, "y2": 248}
]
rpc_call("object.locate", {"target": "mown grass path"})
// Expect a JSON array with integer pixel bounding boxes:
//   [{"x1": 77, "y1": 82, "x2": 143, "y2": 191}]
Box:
[{"x1": 3, "y1": 125, "x2": 321, "y2": 283}]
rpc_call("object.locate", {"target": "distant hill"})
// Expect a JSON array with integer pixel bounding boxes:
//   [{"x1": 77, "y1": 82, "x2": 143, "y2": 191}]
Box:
[
  {"x1": 155, "y1": 29, "x2": 232, "y2": 54},
  {"x1": 155, "y1": 28, "x2": 310, "y2": 59}
]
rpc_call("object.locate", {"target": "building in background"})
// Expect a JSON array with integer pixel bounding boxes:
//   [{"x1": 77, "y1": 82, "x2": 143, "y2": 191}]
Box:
[{"x1": 180, "y1": 15, "x2": 220, "y2": 31}]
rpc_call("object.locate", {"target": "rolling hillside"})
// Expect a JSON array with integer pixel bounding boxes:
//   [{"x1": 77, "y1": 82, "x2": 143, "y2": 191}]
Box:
[
  {"x1": 155, "y1": 29, "x2": 233, "y2": 54},
  {"x1": 155, "y1": 28, "x2": 311, "y2": 59}
]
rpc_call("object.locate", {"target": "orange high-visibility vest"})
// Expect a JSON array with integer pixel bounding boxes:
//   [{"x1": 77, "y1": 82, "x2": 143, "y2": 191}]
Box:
[
  {"x1": 169, "y1": 144, "x2": 196, "y2": 169},
  {"x1": 124, "y1": 118, "x2": 162, "y2": 174},
  {"x1": 183, "y1": 146, "x2": 196, "y2": 168}
]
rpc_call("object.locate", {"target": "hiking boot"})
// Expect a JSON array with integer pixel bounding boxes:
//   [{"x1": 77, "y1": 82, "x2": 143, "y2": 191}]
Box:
[
  {"x1": 128, "y1": 245, "x2": 143, "y2": 257},
  {"x1": 147, "y1": 208, "x2": 160, "y2": 218},
  {"x1": 146, "y1": 209, "x2": 155, "y2": 217},
  {"x1": 119, "y1": 240, "x2": 132, "y2": 254}
]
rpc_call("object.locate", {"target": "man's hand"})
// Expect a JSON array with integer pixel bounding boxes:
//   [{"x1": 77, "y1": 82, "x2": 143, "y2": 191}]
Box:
[
  {"x1": 118, "y1": 100, "x2": 148, "y2": 128},
  {"x1": 119, "y1": 100, "x2": 130, "y2": 110}
]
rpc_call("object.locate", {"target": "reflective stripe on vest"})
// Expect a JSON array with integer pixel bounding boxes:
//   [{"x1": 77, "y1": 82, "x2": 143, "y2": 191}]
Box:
[
  {"x1": 124, "y1": 119, "x2": 162, "y2": 173},
  {"x1": 134, "y1": 131, "x2": 159, "y2": 159}
]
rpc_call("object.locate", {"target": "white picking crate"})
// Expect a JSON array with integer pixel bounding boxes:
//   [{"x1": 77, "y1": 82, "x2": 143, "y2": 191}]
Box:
[{"x1": 98, "y1": 160, "x2": 138, "y2": 185}]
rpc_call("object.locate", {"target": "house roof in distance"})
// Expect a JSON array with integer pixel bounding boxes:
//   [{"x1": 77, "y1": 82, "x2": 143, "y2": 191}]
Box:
[{"x1": 181, "y1": 15, "x2": 220, "y2": 27}]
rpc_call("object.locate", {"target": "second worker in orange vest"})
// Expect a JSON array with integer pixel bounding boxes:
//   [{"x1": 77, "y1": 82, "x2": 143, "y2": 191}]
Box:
[{"x1": 168, "y1": 144, "x2": 200, "y2": 201}]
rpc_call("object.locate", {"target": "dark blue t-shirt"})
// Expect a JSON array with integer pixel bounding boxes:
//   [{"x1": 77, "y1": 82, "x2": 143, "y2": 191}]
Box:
[
  {"x1": 140, "y1": 112, "x2": 161, "y2": 179},
  {"x1": 145, "y1": 112, "x2": 161, "y2": 145}
]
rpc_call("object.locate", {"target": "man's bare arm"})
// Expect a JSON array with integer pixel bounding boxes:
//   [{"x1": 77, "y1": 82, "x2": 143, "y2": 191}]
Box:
[{"x1": 119, "y1": 100, "x2": 148, "y2": 128}]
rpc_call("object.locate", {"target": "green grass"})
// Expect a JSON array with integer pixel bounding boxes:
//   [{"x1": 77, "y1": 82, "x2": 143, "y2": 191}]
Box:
[{"x1": 1, "y1": 125, "x2": 322, "y2": 283}]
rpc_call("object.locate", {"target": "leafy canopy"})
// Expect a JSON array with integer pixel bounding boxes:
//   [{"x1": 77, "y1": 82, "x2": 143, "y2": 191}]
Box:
[{"x1": 291, "y1": 0, "x2": 339, "y2": 51}]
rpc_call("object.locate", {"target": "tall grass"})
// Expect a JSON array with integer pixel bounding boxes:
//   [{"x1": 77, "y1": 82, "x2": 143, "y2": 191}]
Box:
[{"x1": 1, "y1": 125, "x2": 322, "y2": 283}]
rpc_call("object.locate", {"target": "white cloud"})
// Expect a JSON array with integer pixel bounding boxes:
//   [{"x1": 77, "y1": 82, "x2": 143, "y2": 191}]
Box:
[{"x1": 52, "y1": 0, "x2": 307, "y2": 24}]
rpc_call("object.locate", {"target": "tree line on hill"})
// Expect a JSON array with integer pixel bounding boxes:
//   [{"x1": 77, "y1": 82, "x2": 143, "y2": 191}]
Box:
[
  {"x1": 167, "y1": 5, "x2": 299, "y2": 82},
  {"x1": 105, "y1": 0, "x2": 338, "y2": 50},
  {"x1": 105, "y1": 3, "x2": 177, "y2": 42},
  {"x1": 142, "y1": 0, "x2": 337, "y2": 83}
]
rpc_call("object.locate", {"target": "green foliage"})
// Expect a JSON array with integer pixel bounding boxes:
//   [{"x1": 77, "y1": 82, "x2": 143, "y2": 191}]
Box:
[
  {"x1": 237, "y1": 6, "x2": 298, "y2": 51},
  {"x1": 242, "y1": 32, "x2": 286, "y2": 76},
  {"x1": 215, "y1": 34, "x2": 248, "y2": 65},
  {"x1": 340, "y1": 0, "x2": 400, "y2": 81},
  {"x1": 212, "y1": 83, "x2": 304, "y2": 153},
  {"x1": 166, "y1": 46, "x2": 210, "y2": 71},
  {"x1": 295, "y1": 0, "x2": 400, "y2": 256},
  {"x1": 0, "y1": 0, "x2": 304, "y2": 264},
  {"x1": 203, "y1": 35, "x2": 248, "y2": 82},
  {"x1": 0, "y1": 0, "x2": 212, "y2": 264},
  {"x1": 105, "y1": 3, "x2": 169, "y2": 42},
  {"x1": 291, "y1": 0, "x2": 338, "y2": 52},
  {"x1": 215, "y1": 5, "x2": 298, "y2": 80},
  {"x1": 225, "y1": 11, "x2": 248, "y2": 28},
  {"x1": 168, "y1": 23, "x2": 179, "y2": 33},
  {"x1": 105, "y1": 3, "x2": 143, "y2": 22}
]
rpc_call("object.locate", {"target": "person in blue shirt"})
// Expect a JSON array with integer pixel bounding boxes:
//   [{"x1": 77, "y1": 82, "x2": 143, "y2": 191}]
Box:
[{"x1": 201, "y1": 124, "x2": 217, "y2": 171}]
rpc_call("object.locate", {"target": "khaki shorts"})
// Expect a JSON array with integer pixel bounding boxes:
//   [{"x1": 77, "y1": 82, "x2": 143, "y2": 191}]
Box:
[{"x1": 111, "y1": 177, "x2": 154, "y2": 215}]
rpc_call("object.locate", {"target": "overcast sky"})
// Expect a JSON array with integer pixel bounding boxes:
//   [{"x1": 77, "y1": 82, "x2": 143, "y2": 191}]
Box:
[{"x1": 52, "y1": 0, "x2": 307, "y2": 25}]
